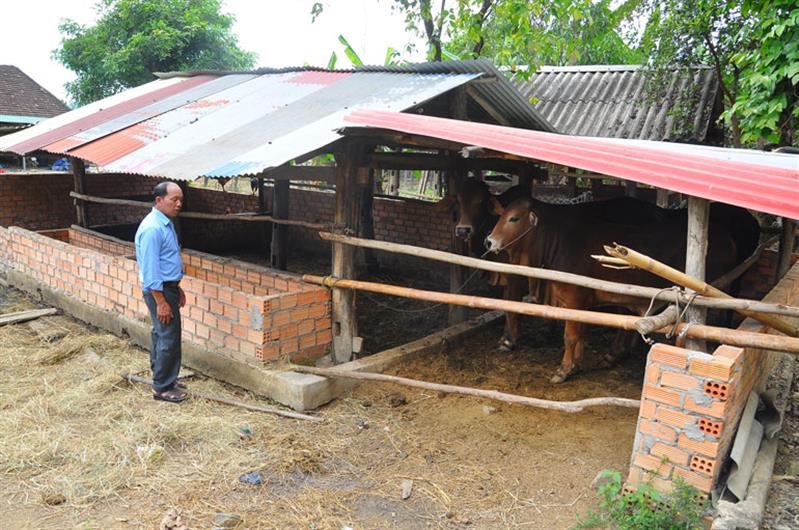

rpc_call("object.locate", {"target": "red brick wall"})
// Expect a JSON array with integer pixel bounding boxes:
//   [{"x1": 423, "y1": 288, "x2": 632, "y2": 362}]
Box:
[
  {"x1": 0, "y1": 172, "x2": 75, "y2": 229},
  {"x1": 626, "y1": 260, "x2": 799, "y2": 496},
  {"x1": 2, "y1": 226, "x2": 331, "y2": 365}
]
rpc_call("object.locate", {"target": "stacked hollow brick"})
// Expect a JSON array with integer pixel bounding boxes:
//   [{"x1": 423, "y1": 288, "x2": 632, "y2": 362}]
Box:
[
  {"x1": 627, "y1": 260, "x2": 799, "y2": 496},
  {"x1": 2, "y1": 227, "x2": 331, "y2": 365}
]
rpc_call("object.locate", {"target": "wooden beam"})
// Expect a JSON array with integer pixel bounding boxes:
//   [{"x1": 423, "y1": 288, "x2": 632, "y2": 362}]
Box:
[
  {"x1": 270, "y1": 180, "x2": 289, "y2": 270},
  {"x1": 318, "y1": 232, "x2": 799, "y2": 318},
  {"x1": 777, "y1": 218, "x2": 796, "y2": 280},
  {"x1": 69, "y1": 192, "x2": 326, "y2": 230},
  {"x1": 70, "y1": 157, "x2": 88, "y2": 227},
  {"x1": 260, "y1": 165, "x2": 336, "y2": 182},
  {"x1": 368, "y1": 151, "x2": 536, "y2": 174},
  {"x1": 685, "y1": 196, "x2": 710, "y2": 350},
  {"x1": 303, "y1": 275, "x2": 799, "y2": 355},
  {"x1": 465, "y1": 85, "x2": 511, "y2": 126},
  {"x1": 331, "y1": 144, "x2": 362, "y2": 363},
  {"x1": 656, "y1": 188, "x2": 670, "y2": 208},
  {"x1": 293, "y1": 365, "x2": 640, "y2": 412}
]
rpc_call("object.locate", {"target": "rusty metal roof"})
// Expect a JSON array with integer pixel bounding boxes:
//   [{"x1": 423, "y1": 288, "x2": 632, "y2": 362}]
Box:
[
  {"x1": 0, "y1": 62, "x2": 553, "y2": 180},
  {"x1": 344, "y1": 109, "x2": 799, "y2": 219},
  {"x1": 514, "y1": 65, "x2": 720, "y2": 142}
]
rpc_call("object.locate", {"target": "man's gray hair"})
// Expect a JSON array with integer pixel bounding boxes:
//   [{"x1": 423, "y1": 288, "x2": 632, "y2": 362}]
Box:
[{"x1": 152, "y1": 181, "x2": 177, "y2": 201}]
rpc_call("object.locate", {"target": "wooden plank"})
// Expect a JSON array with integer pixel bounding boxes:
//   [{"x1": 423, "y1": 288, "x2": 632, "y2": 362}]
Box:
[
  {"x1": 261, "y1": 165, "x2": 336, "y2": 182},
  {"x1": 303, "y1": 275, "x2": 799, "y2": 355},
  {"x1": 270, "y1": 179, "x2": 289, "y2": 270},
  {"x1": 777, "y1": 218, "x2": 796, "y2": 280},
  {"x1": 70, "y1": 157, "x2": 88, "y2": 227},
  {"x1": 0, "y1": 308, "x2": 58, "y2": 327},
  {"x1": 685, "y1": 196, "x2": 710, "y2": 350}
]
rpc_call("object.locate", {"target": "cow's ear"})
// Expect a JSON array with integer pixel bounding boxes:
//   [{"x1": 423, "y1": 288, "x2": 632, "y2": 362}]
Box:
[
  {"x1": 490, "y1": 197, "x2": 504, "y2": 215},
  {"x1": 436, "y1": 195, "x2": 456, "y2": 211},
  {"x1": 529, "y1": 211, "x2": 538, "y2": 226}
]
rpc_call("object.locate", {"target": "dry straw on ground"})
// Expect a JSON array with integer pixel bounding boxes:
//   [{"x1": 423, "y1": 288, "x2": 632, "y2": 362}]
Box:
[{"x1": 0, "y1": 288, "x2": 637, "y2": 529}]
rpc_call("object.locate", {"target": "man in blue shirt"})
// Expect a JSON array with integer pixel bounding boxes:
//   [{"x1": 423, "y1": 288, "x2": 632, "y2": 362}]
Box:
[{"x1": 135, "y1": 182, "x2": 187, "y2": 403}]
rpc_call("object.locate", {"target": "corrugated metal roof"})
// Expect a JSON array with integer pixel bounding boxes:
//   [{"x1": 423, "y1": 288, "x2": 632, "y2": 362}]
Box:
[
  {"x1": 0, "y1": 62, "x2": 554, "y2": 179},
  {"x1": 343, "y1": 109, "x2": 799, "y2": 219},
  {"x1": 515, "y1": 65, "x2": 719, "y2": 142}
]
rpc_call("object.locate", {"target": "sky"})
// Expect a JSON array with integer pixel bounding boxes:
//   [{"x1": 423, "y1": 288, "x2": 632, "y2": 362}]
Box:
[{"x1": 0, "y1": 0, "x2": 426, "y2": 105}]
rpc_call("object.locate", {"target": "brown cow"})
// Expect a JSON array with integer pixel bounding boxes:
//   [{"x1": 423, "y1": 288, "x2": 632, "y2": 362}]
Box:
[{"x1": 485, "y1": 197, "x2": 759, "y2": 383}]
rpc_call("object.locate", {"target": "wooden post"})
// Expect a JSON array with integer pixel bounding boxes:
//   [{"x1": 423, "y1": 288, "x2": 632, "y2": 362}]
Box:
[
  {"x1": 388, "y1": 170, "x2": 400, "y2": 195},
  {"x1": 656, "y1": 188, "x2": 670, "y2": 208},
  {"x1": 625, "y1": 180, "x2": 638, "y2": 198},
  {"x1": 685, "y1": 196, "x2": 710, "y2": 350},
  {"x1": 777, "y1": 218, "x2": 796, "y2": 280},
  {"x1": 331, "y1": 143, "x2": 363, "y2": 363},
  {"x1": 270, "y1": 179, "x2": 289, "y2": 270},
  {"x1": 359, "y1": 169, "x2": 378, "y2": 273},
  {"x1": 70, "y1": 157, "x2": 88, "y2": 227},
  {"x1": 448, "y1": 87, "x2": 469, "y2": 325}
]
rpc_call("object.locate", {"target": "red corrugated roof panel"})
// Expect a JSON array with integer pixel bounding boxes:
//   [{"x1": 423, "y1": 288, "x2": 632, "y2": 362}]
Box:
[{"x1": 344, "y1": 109, "x2": 799, "y2": 219}]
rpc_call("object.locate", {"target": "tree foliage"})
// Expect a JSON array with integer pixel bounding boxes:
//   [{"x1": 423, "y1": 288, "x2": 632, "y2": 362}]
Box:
[
  {"x1": 637, "y1": 0, "x2": 798, "y2": 146},
  {"x1": 388, "y1": 0, "x2": 643, "y2": 74},
  {"x1": 54, "y1": 0, "x2": 256, "y2": 106}
]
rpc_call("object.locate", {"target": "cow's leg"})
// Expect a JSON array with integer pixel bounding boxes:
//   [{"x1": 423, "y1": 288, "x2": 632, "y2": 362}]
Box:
[
  {"x1": 601, "y1": 330, "x2": 636, "y2": 368},
  {"x1": 551, "y1": 320, "x2": 585, "y2": 384},
  {"x1": 499, "y1": 275, "x2": 525, "y2": 351}
]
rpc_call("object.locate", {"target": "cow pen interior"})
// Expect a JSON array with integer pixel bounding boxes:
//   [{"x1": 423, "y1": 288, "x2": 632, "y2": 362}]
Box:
[{"x1": 1, "y1": 64, "x2": 798, "y2": 520}]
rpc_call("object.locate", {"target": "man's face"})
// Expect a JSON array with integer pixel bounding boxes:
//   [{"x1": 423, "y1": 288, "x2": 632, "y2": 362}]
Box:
[{"x1": 156, "y1": 184, "x2": 183, "y2": 218}]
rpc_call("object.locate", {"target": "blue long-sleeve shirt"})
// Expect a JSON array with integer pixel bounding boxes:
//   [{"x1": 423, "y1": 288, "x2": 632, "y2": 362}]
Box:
[{"x1": 135, "y1": 208, "x2": 183, "y2": 292}]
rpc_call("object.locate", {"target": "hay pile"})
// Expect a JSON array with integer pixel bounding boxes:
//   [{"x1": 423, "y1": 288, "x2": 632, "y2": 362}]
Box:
[{"x1": 0, "y1": 288, "x2": 635, "y2": 529}]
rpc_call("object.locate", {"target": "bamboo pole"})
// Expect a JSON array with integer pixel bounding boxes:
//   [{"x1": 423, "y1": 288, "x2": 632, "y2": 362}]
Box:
[
  {"x1": 604, "y1": 244, "x2": 799, "y2": 337},
  {"x1": 121, "y1": 373, "x2": 323, "y2": 422},
  {"x1": 69, "y1": 192, "x2": 328, "y2": 230},
  {"x1": 293, "y1": 365, "x2": 640, "y2": 413},
  {"x1": 318, "y1": 232, "x2": 799, "y2": 318},
  {"x1": 303, "y1": 275, "x2": 799, "y2": 354}
]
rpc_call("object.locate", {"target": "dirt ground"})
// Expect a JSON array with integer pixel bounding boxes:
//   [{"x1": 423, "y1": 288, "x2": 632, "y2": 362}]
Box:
[
  {"x1": 0, "y1": 281, "x2": 645, "y2": 530},
  {"x1": 761, "y1": 366, "x2": 799, "y2": 530}
]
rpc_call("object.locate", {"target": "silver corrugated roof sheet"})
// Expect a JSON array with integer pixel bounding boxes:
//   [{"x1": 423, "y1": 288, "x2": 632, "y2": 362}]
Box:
[
  {"x1": 515, "y1": 65, "x2": 720, "y2": 142},
  {"x1": 357, "y1": 60, "x2": 555, "y2": 132},
  {"x1": 0, "y1": 62, "x2": 555, "y2": 180}
]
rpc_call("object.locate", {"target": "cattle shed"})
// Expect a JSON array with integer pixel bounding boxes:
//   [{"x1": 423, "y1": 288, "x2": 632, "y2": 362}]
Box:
[
  {"x1": 1, "y1": 58, "x2": 798, "y2": 516},
  {"x1": 336, "y1": 109, "x2": 799, "y2": 503},
  {"x1": 0, "y1": 60, "x2": 556, "y2": 408}
]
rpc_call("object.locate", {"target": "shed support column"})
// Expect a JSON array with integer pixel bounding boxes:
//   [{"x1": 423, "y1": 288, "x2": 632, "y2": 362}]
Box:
[
  {"x1": 448, "y1": 86, "x2": 469, "y2": 325},
  {"x1": 684, "y1": 196, "x2": 709, "y2": 351},
  {"x1": 70, "y1": 157, "x2": 88, "y2": 227},
  {"x1": 270, "y1": 179, "x2": 289, "y2": 270},
  {"x1": 332, "y1": 146, "x2": 363, "y2": 363},
  {"x1": 656, "y1": 188, "x2": 670, "y2": 208},
  {"x1": 777, "y1": 217, "x2": 796, "y2": 280},
  {"x1": 625, "y1": 180, "x2": 637, "y2": 198},
  {"x1": 257, "y1": 177, "x2": 269, "y2": 259},
  {"x1": 359, "y1": 169, "x2": 378, "y2": 273}
]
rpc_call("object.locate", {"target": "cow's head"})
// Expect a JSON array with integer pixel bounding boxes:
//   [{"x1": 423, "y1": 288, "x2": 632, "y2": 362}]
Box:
[
  {"x1": 485, "y1": 198, "x2": 538, "y2": 254},
  {"x1": 453, "y1": 178, "x2": 492, "y2": 241}
]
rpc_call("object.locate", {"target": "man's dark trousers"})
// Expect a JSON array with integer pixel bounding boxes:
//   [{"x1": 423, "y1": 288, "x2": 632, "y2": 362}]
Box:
[{"x1": 143, "y1": 284, "x2": 182, "y2": 392}]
